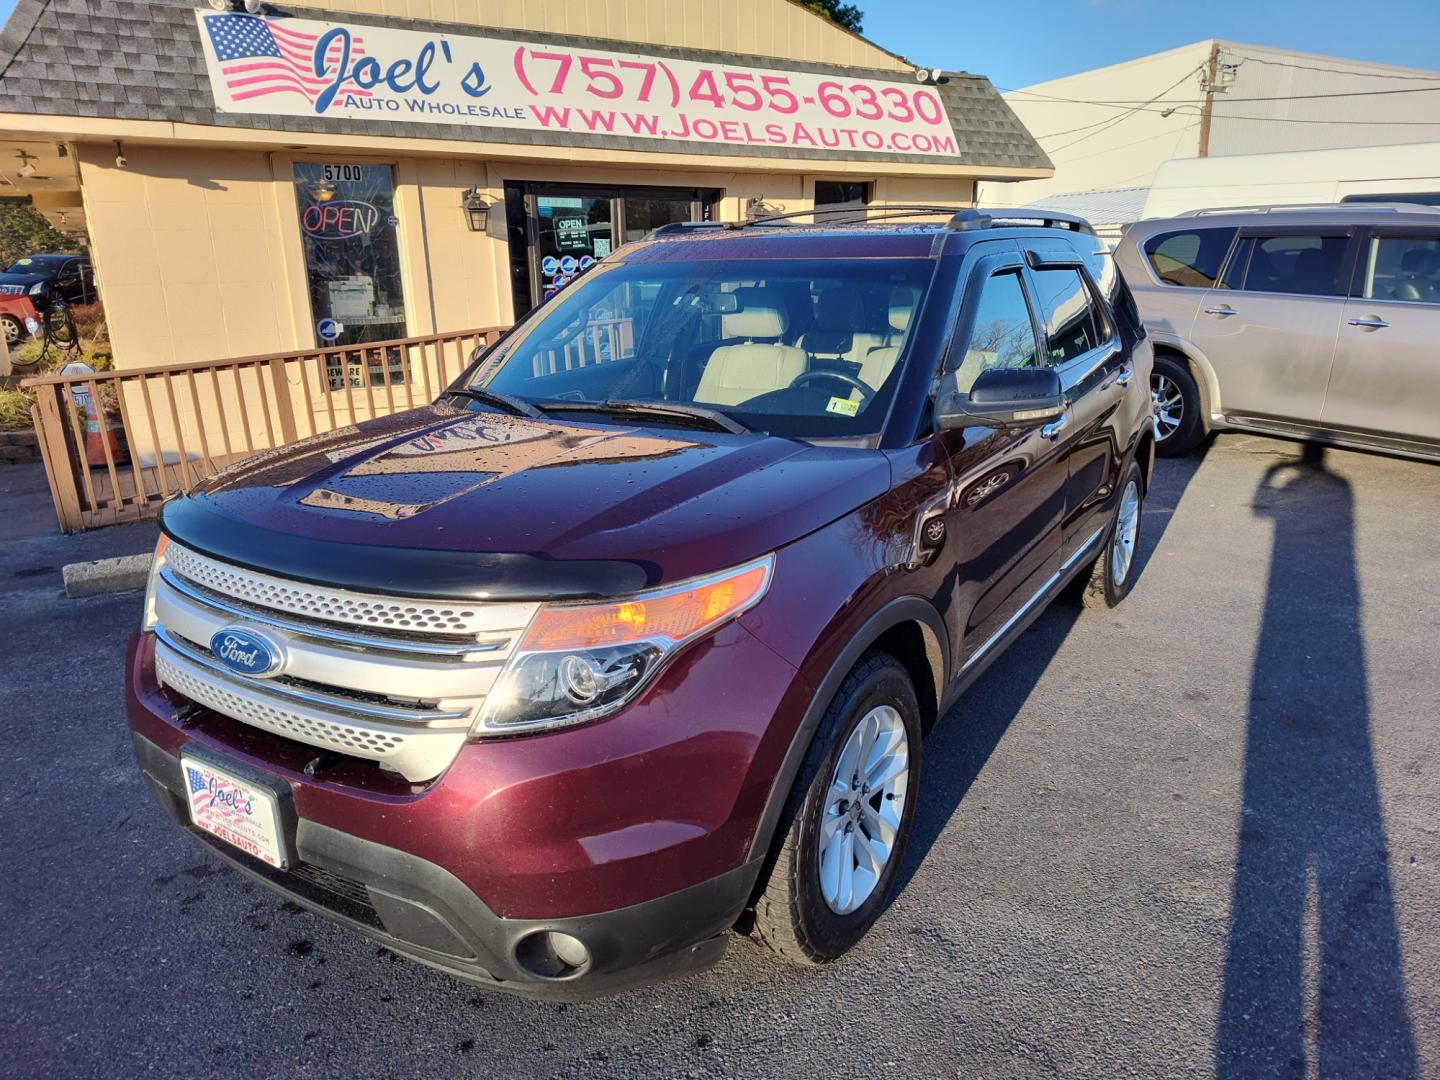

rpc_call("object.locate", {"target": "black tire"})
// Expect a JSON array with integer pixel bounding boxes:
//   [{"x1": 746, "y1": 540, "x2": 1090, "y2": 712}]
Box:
[
  {"x1": 1, "y1": 314, "x2": 23, "y2": 348},
  {"x1": 1152, "y1": 352, "x2": 1205, "y2": 457},
  {"x1": 751, "y1": 650, "x2": 923, "y2": 965},
  {"x1": 1062, "y1": 457, "x2": 1145, "y2": 610}
]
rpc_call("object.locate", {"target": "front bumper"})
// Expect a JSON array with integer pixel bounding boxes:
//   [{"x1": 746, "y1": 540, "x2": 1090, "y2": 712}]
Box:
[
  {"x1": 127, "y1": 621, "x2": 807, "y2": 997},
  {"x1": 134, "y1": 730, "x2": 761, "y2": 998}
]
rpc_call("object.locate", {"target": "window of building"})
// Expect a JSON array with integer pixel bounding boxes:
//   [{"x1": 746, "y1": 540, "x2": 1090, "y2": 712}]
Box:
[
  {"x1": 815, "y1": 181, "x2": 873, "y2": 207},
  {"x1": 1226, "y1": 233, "x2": 1351, "y2": 297},
  {"x1": 1031, "y1": 267, "x2": 1102, "y2": 364},
  {"x1": 1362, "y1": 235, "x2": 1440, "y2": 304},
  {"x1": 1142, "y1": 227, "x2": 1237, "y2": 289},
  {"x1": 951, "y1": 270, "x2": 1038, "y2": 392},
  {"x1": 294, "y1": 163, "x2": 408, "y2": 388}
]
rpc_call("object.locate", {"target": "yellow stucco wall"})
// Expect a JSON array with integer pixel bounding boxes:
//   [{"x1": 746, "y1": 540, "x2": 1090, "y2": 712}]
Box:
[
  {"x1": 80, "y1": 139, "x2": 975, "y2": 371},
  {"x1": 79, "y1": 143, "x2": 307, "y2": 369},
  {"x1": 307, "y1": 0, "x2": 908, "y2": 72}
]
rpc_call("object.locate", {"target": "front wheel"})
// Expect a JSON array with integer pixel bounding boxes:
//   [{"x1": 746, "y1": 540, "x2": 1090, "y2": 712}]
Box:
[
  {"x1": 1, "y1": 314, "x2": 24, "y2": 348},
  {"x1": 1152, "y1": 353, "x2": 1205, "y2": 457},
  {"x1": 1063, "y1": 458, "x2": 1145, "y2": 609},
  {"x1": 751, "y1": 651, "x2": 922, "y2": 965}
]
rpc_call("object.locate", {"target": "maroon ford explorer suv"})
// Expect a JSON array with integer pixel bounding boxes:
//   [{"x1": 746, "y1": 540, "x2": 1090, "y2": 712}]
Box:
[{"x1": 129, "y1": 208, "x2": 1157, "y2": 997}]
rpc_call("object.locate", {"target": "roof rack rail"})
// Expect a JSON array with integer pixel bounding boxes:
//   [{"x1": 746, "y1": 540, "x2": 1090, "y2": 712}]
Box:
[
  {"x1": 1181, "y1": 202, "x2": 1440, "y2": 217},
  {"x1": 948, "y1": 207, "x2": 1096, "y2": 234},
  {"x1": 645, "y1": 205, "x2": 1096, "y2": 236}
]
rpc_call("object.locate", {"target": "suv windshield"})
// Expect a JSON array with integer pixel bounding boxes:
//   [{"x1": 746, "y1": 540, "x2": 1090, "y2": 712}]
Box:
[{"x1": 473, "y1": 257, "x2": 933, "y2": 438}]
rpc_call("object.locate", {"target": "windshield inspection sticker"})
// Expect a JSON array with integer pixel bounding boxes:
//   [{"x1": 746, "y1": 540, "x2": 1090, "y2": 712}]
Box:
[{"x1": 826, "y1": 396, "x2": 859, "y2": 417}]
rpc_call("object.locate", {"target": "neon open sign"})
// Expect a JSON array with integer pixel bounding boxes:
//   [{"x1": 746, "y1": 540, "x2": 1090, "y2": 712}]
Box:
[{"x1": 301, "y1": 199, "x2": 381, "y2": 241}]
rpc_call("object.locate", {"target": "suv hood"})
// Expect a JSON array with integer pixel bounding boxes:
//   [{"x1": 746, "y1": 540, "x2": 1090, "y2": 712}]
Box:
[{"x1": 166, "y1": 404, "x2": 890, "y2": 597}]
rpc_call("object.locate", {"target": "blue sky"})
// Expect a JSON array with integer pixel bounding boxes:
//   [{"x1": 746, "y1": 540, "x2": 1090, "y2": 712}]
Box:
[
  {"x1": 0, "y1": 0, "x2": 1435, "y2": 89},
  {"x1": 862, "y1": 0, "x2": 1440, "y2": 89}
]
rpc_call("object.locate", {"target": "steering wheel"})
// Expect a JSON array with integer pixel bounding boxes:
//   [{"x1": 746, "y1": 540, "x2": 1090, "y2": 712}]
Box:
[{"x1": 788, "y1": 369, "x2": 876, "y2": 406}]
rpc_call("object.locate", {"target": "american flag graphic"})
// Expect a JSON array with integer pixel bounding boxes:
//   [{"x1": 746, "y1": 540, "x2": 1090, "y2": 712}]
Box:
[
  {"x1": 203, "y1": 14, "x2": 370, "y2": 106},
  {"x1": 186, "y1": 765, "x2": 251, "y2": 828}
]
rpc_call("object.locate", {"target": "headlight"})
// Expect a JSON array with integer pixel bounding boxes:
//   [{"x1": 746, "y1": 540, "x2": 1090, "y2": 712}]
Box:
[
  {"x1": 474, "y1": 555, "x2": 773, "y2": 737},
  {"x1": 140, "y1": 535, "x2": 170, "y2": 632},
  {"x1": 28, "y1": 282, "x2": 43, "y2": 296}
]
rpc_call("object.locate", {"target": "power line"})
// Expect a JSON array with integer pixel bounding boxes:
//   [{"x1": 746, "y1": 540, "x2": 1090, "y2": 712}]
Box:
[
  {"x1": 1233, "y1": 54, "x2": 1440, "y2": 82},
  {"x1": 1006, "y1": 83, "x2": 1440, "y2": 106},
  {"x1": 1030, "y1": 67, "x2": 1204, "y2": 151}
]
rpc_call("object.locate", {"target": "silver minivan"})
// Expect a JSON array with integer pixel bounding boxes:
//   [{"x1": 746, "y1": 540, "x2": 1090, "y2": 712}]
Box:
[{"x1": 1114, "y1": 204, "x2": 1440, "y2": 461}]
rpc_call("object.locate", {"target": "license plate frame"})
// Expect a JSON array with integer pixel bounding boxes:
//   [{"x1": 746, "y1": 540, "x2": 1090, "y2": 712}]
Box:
[{"x1": 180, "y1": 754, "x2": 292, "y2": 870}]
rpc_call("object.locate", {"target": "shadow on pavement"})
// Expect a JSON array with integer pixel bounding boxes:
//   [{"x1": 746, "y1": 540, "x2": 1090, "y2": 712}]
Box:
[
  {"x1": 896, "y1": 442, "x2": 1202, "y2": 894},
  {"x1": 1216, "y1": 444, "x2": 1417, "y2": 1078}
]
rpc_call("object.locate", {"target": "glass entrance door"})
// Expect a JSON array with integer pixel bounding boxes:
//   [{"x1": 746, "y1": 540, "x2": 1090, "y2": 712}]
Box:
[{"x1": 508, "y1": 183, "x2": 717, "y2": 315}]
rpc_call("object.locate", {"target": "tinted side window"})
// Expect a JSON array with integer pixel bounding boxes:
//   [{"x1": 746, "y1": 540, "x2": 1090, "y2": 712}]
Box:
[
  {"x1": 1142, "y1": 227, "x2": 1237, "y2": 288},
  {"x1": 1362, "y1": 236, "x2": 1440, "y2": 304},
  {"x1": 952, "y1": 270, "x2": 1038, "y2": 393},
  {"x1": 1032, "y1": 268, "x2": 1100, "y2": 364},
  {"x1": 1237, "y1": 234, "x2": 1350, "y2": 297}
]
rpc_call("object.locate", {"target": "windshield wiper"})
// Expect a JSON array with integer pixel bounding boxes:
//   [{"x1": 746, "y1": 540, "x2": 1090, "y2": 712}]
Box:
[
  {"x1": 452, "y1": 385, "x2": 543, "y2": 419},
  {"x1": 544, "y1": 399, "x2": 750, "y2": 435}
]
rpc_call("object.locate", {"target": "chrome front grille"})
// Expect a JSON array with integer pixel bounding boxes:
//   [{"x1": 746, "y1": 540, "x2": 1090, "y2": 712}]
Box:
[
  {"x1": 153, "y1": 542, "x2": 538, "y2": 781},
  {"x1": 165, "y1": 543, "x2": 531, "y2": 637}
]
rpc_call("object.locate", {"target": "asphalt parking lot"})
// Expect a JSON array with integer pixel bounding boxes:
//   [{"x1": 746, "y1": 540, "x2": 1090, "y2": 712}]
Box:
[{"x1": 2, "y1": 433, "x2": 1437, "y2": 1079}]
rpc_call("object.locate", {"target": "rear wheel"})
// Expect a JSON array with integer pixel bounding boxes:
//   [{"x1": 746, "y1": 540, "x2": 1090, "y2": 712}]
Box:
[
  {"x1": 1, "y1": 314, "x2": 23, "y2": 348},
  {"x1": 752, "y1": 651, "x2": 922, "y2": 965},
  {"x1": 1152, "y1": 353, "x2": 1205, "y2": 457}
]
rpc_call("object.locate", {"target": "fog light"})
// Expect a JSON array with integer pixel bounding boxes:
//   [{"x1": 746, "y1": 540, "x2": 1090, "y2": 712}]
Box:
[{"x1": 515, "y1": 930, "x2": 591, "y2": 979}]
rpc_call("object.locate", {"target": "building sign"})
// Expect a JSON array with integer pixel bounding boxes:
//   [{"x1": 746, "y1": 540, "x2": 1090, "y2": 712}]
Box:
[{"x1": 195, "y1": 11, "x2": 960, "y2": 158}]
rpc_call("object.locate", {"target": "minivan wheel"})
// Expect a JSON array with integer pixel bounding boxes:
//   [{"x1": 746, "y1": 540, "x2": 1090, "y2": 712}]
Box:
[
  {"x1": 1151, "y1": 353, "x2": 1205, "y2": 456},
  {"x1": 1063, "y1": 458, "x2": 1145, "y2": 610},
  {"x1": 751, "y1": 650, "x2": 922, "y2": 965}
]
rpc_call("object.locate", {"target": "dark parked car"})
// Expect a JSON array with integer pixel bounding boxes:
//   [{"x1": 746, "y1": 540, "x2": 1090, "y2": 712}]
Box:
[
  {"x1": 0, "y1": 252, "x2": 94, "y2": 343},
  {"x1": 129, "y1": 208, "x2": 1156, "y2": 998}
]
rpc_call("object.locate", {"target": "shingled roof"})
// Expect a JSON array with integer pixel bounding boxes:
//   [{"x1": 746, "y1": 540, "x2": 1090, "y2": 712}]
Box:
[{"x1": 0, "y1": 0, "x2": 1051, "y2": 172}]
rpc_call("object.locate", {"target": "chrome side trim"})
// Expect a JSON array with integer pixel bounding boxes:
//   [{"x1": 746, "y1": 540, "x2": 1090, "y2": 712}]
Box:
[
  {"x1": 153, "y1": 626, "x2": 471, "y2": 727},
  {"x1": 961, "y1": 525, "x2": 1106, "y2": 674},
  {"x1": 159, "y1": 568, "x2": 507, "y2": 659}
]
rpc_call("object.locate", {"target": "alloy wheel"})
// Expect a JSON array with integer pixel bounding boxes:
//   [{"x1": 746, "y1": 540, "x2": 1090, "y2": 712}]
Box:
[
  {"x1": 818, "y1": 704, "x2": 910, "y2": 915},
  {"x1": 1151, "y1": 373, "x2": 1183, "y2": 443},
  {"x1": 1111, "y1": 479, "x2": 1141, "y2": 585}
]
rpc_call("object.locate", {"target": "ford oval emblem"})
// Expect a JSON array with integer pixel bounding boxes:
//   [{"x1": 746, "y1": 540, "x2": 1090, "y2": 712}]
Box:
[{"x1": 209, "y1": 626, "x2": 285, "y2": 679}]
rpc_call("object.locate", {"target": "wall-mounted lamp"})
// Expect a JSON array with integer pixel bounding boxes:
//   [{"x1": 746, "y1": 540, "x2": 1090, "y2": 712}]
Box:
[
  {"x1": 208, "y1": 0, "x2": 266, "y2": 12},
  {"x1": 462, "y1": 188, "x2": 493, "y2": 232},
  {"x1": 14, "y1": 151, "x2": 36, "y2": 179}
]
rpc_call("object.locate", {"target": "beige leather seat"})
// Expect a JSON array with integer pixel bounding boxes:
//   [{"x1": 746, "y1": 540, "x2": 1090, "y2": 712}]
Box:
[
  {"x1": 855, "y1": 287, "x2": 920, "y2": 395},
  {"x1": 695, "y1": 304, "x2": 807, "y2": 408}
]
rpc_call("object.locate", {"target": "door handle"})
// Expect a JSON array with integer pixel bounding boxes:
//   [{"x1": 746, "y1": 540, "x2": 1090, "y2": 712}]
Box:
[
  {"x1": 1116, "y1": 366, "x2": 1134, "y2": 387},
  {"x1": 1347, "y1": 317, "x2": 1390, "y2": 329},
  {"x1": 1203, "y1": 305, "x2": 1237, "y2": 317},
  {"x1": 1040, "y1": 414, "x2": 1069, "y2": 441}
]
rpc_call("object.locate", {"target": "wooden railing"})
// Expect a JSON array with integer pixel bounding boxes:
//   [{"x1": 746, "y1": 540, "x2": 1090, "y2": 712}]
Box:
[{"x1": 24, "y1": 327, "x2": 507, "y2": 533}]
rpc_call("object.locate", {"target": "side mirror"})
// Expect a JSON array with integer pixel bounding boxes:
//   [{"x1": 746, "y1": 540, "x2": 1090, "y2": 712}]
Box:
[{"x1": 936, "y1": 366, "x2": 1065, "y2": 431}]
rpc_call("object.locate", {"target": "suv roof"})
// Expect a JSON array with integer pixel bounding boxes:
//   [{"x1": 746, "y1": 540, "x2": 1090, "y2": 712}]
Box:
[
  {"x1": 1132, "y1": 202, "x2": 1440, "y2": 233},
  {"x1": 626, "y1": 206, "x2": 1100, "y2": 261}
]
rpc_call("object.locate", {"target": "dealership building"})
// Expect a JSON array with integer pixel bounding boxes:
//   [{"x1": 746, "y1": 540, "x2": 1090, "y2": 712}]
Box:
[{"x1": 0, "y1": 0, "x2": 1049, "y2": 370}]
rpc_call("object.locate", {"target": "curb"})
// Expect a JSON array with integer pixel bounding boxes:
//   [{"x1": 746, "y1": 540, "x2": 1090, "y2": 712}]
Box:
[{"x1": 62, "y1": 553, "x2": 152, "y2": 598}]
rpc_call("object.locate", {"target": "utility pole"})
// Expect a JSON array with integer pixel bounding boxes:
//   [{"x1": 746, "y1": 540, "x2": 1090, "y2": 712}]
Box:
[{"x1": 1197, "y1": 40, "x2": 1220, "y2": 158}]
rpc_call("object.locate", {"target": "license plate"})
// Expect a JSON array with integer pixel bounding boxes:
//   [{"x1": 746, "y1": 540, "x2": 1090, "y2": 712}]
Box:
[{"x1": 181, "y1": 757, "x2": 286, "y2": 869}]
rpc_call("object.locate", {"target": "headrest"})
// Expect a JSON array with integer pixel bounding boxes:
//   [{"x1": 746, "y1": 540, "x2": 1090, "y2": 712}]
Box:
[
  {"x1": 722, "y1": 304, "x2": 787, "y2": 340},
  {"x1": 813, "y1": 288, "x2": 857, "y2": 329},
  {"x1": 889, "y1": 286, "x2": 920, "y2": 332},
  {"x1": 1400, "y1": 248, "x2": 1434, "y2": 273}
]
